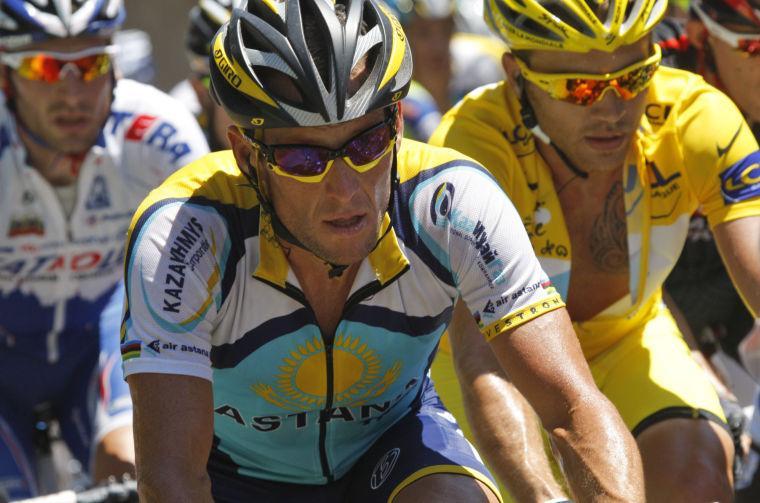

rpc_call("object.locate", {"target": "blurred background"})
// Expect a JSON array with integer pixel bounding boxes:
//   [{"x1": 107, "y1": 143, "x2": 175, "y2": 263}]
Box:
[{"x1": 123, "y1": 0, "x2": 196, "y2": 91}]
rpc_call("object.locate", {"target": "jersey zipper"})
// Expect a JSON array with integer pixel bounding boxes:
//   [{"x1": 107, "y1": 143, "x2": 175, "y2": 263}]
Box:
[
  {"x1": 319, "y1": 335, "x2": 335, "y2": 482},
  {"x1": 254, "y1": 264, "x2": 410, "y2": 482},
  {"x1": 273, "y1": 282, "x2": 336, "y2": 481}
]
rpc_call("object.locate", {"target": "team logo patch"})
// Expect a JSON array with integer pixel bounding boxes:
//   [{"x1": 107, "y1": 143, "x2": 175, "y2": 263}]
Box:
[
  {"x1": 86, "y1": 175, "x2": 111, "y2": 210},
  {"x1": 7, "y1": 215, "x2": 45, "y2": 237},
  {"x1": 720, "y1": 152, "x2": 760, "y2": 203},
  {"x1": 370, "y1": 447, "x2": 401, "y2": 490},
  {"x1": 430, "y1": 182, "x2": 455, "y2": 226},
  {"x1": 251, "y1": 335, "x2": 402, "y2": 411}
]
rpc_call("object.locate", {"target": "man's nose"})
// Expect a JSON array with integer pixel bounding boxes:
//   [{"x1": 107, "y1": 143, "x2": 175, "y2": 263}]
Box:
[
  {"x1": 590, "y1": 88, "x2": 628, "y2": 124},
  {"x1": 56, "y1": 66, "x2": 90, "y2": 98},
  {"x1": 323, "y1": 158, "x2": 362, "y2": 201}
]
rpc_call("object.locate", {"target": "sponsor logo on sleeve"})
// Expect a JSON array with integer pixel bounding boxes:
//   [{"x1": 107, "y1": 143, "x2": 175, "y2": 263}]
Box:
[
  {"x1": 430, "y1": 182, "x2": 455, "y2": 226},
  {"x1": 716, "y1": 122, "x2": 744, "y2": 159},
  {"x1": 720, "y1": 152, "x2": 760, "y2": 203}
]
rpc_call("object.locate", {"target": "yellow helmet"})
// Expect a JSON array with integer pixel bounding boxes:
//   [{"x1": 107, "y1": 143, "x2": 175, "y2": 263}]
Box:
[{"x1": 483, "y1": 0, "x2": 668, "y2": 52}]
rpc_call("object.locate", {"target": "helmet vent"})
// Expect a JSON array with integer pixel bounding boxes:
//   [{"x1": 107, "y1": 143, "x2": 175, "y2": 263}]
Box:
[
  {"x1": 544, "y1": 0, "x2": 596, "y2": 37},
  {"x1": 254, "y1": 66, "x2": 306, "y2": 106},
  {"x1": 584, "y1": 0, "x2": 613, "y2": 23},
  {"x1": 495, "y1": 1, "x2": 563, "y2": 41},
  {"x1": 302, "y1": 0, "x2": 335, "y2": 90}
]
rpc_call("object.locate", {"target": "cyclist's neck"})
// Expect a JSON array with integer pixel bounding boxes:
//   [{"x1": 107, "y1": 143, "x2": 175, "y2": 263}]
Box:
[
  {"x1": 17, "y1": 123, "x2": 88, "y2": 186},
  {"x1": 536, "y1": 138, "x2": 622, "y2": 194},
  {"x1": 286, "y1": 243, "x2": 361, "y2": 335}
]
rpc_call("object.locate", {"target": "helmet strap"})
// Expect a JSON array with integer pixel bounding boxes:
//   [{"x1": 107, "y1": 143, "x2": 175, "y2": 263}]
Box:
[
  {"x1": 518, "y1": 81, "x2": 589, "y2": 180},
  {"x1": 242, "y1": 147, "x2": 399, "y2": 280}
]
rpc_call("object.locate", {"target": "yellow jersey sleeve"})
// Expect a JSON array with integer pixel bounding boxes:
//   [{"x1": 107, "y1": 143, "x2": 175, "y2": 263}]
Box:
[{"x1": 675, "y1": 79, "x2": 760, "y2": 227}]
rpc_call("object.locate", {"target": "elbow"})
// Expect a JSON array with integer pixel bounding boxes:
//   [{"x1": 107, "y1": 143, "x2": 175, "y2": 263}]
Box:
[
  {"x1": 137, "y1": 466, "x2": 211, "y2": 502},
  {"x1": 547, "y1": 387, "x2": 628, "y2": 438}
]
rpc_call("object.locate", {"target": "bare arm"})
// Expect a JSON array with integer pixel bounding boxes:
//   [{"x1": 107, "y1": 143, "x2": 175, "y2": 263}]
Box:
[
  {"x1": 713, "y1": 215, "x2": 760, "y2": 317},
  {"x1": 128, "y1": 373, "x2": 214, "y2": 502},
  {"x1": 448, "y1": 301, "x2": 568, "y2": 502},
  {"x1": 661, "y1": 291, "x2": 736, "y2": 398},
  {"x1": 488, "y1": 305, "x2": 644, "y2": 502}
]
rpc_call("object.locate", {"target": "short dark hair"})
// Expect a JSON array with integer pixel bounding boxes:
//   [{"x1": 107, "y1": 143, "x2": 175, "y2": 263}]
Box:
[{"x1": 302, "y1": 2, "x2": 371, "y2": 85}]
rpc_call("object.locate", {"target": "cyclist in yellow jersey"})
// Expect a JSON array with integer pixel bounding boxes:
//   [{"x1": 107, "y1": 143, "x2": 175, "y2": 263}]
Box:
[{"x1": 430, "y1": 0, "x2": 760, "y2": 501}]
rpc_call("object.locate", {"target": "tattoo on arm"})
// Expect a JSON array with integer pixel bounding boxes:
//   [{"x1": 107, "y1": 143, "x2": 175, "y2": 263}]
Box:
[{"x1": 590, "y1": 181, "x2": 628, "y2": 273}]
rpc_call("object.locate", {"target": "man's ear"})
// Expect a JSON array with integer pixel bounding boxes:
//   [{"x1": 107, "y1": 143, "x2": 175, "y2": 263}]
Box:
[
  {"x1": 686, "y1": 19, "x2": 708, "y2": 50},
  {"x1": 228, "y1": 126, "x2": 256, "y2": 177},
  {"x1": 501, "y1": 52, "x2": 522, "y2": 92}
]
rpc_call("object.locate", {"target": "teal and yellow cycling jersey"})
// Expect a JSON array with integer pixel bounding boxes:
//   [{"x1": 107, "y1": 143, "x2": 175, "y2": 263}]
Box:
[{"x1": 120, "y1": 140, "x2": 563, "y2": 484}]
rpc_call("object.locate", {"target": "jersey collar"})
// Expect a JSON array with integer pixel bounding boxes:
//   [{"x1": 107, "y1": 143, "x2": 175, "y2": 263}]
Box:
[{"x1": 253, "y1": 211, "x2": 409, "y2": 288}]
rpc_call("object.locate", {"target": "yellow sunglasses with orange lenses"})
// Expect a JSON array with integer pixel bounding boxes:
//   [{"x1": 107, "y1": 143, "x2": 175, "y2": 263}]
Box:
[{"x1": 515, "y1": 44, "x2": 662, "y2": 106}]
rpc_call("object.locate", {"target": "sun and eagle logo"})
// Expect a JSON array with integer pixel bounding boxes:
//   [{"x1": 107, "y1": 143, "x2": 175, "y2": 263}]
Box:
[{"x1": 251, "y1": 334, "x2": 402, "y2": 411}]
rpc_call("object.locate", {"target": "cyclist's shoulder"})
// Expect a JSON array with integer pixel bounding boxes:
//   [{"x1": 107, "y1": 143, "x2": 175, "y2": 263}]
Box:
[
  {"x1": 396, "y1": 138, "x2": 488, "y2": 181},
  {"x1": 649, "y1": 65, "x2": 709, "y2": 102},
  {"x1": 129, "y1": 150, "x2": 255, "y2": 229},
  {"x1": 106, "y1": 79, "x2": 209, "y2": 172},
  {"x1": 646, "y1": 66, "x2": 733, "y2": 129},
  {"x1": 169, "y1": 78, "x2": 202, "y2": 117},
  {"x1": 112, "y1": 78, "x2": 188, "y2": 114},
  {"x1": 109, "y1": 79, "x2": 207, "y2": 143}
]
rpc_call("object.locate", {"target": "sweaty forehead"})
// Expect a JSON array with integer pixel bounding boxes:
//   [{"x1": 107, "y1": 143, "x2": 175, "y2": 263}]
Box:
[
  {"x1": 526, "y1": 37, "x2": 651, "y2": 74},
  {"x1": 262, "y1": 106, "x2": 385, "y2": 146},
  {"x1": 11, "y1": 35, "x2": 110, "y2": 54}
]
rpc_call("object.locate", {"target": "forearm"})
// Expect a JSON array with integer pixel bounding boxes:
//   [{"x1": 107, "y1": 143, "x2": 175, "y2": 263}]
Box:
[
  {"x1": 129, "y1": 373, "x2": 214, "y2": 503},
  {"x1": 138, "y1": 467, "x2": 212, "y2": 503},
  {"x1": 714, "y1": 216, "x2": 760, "y2": 317},
  {"x1": 548, "y1": 393, "x2": 643, "y2": 503},
  {"x1": 462, "y1": 370, "x2": 568, "y2": 502}
]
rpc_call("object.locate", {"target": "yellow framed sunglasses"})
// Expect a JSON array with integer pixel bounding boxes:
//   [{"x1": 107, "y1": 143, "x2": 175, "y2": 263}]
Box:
[
  {"x1": 515, "y1": 44, "x2": 662, "y2": 106},
  {"x1": 243, "y1": 107, "x2": 398, "y2": 183}
]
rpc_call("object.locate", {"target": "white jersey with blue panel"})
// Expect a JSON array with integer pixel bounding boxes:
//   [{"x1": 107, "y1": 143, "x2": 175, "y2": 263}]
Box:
[
  {"x1": 0, "y1": 78, "x2": 209, "y2": 363},
  {"x1": 120, "y1": 142, "x2": 563, "y2": 484}
]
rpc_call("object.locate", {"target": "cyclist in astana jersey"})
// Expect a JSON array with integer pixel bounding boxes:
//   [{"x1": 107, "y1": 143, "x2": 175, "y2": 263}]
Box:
[
  {"x1": 0, "y1": 1, "x2": 209, "y2": 500},
  {"x1": 430, "y1": 0, "x2": 760, "y2": 500},
  {"x1": 121, "y1": 1, "x2": 645, "y2": 501}
]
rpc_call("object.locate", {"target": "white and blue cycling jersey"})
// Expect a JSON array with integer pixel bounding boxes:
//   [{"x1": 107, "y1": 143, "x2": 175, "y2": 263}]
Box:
[{"x1": 0, "y1": 78, "x2": 208, "y2": 500}]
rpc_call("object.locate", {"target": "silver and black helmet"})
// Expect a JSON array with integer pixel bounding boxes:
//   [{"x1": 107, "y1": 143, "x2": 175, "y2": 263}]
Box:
[{"x1": 209, "y1": 0, "x2": 413, "y2": 129}]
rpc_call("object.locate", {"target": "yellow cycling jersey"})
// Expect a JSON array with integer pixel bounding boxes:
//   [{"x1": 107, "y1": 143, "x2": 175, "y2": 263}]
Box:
[{"x1": 431, "y1": 66, "x2": 760, "y2": 358}]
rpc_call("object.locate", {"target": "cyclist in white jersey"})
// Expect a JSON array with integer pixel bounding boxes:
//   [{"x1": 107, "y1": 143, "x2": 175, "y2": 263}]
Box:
[
  {"x1": 0, "y1": 1, "x2": 209, "y2": 500},
  {"x1": 122, "y1": 1, "x2": 644, "y2": 501}
]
